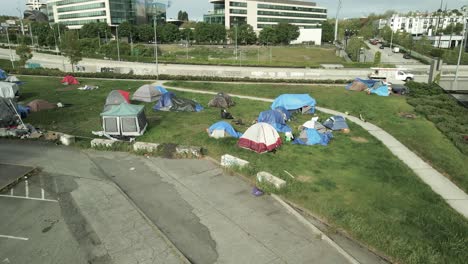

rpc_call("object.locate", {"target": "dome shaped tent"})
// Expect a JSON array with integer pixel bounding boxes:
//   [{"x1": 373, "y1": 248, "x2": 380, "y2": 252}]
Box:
[
  {"x1": 208, "y1": 92, "x2": 235, "y2": 108},
  {"x1": 104, "y1": 90, "x2": 130, "y2": 111},
  {"x1": 238, "y1": 123, "x2": 282, "y2": 153},
  {"x1": 0, "y1": 82, "x2": 19, "y2": 99},
  {"x1": 61, "y1": 75, "x2": 79, "y2": 85},
  {"x1": 132, "y1": 84, "x2": 164, "y2": 103},
  {"x1": 207, "y1": 121, "x2": 242, "y2": 138}
]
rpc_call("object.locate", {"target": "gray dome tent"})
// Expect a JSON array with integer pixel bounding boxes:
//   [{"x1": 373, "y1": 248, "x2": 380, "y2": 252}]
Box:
[
  {"x1": 104, "y1": 90, "x2": 130, "y2": 111},
  {"x1": 132, "y1": 84, "x2": 162, "y2": 103},
  {"x1": 208, "y1": 92, "x2": 235, "y2": 108}
]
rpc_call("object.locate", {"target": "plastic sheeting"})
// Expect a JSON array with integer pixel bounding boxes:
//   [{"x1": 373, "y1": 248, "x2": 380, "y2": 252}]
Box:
[
  {"x1": 323, "y1": 116, "x2": 349, "y2": 130},
  {"x1": 257, "y1": 110, "x2": 292, "y2": 133},
  {"x1": 0, "y1": 82, "x2": 19, "y2": 99},
  {"x1": 293, "y1": 128, "x2": 333, "y2": 146},
  {"x1": 0, "y1": 69, "x2": 7, "y2": 80},
  {"x1": 271, "y1": 94, "x2": 316, "y2": 113},
  {"x1": 153, "y1": 92, "x2": 203, "y2": 112},
  {"x1": 208, "y1": 121, "x2": 242, "y2": 138}
]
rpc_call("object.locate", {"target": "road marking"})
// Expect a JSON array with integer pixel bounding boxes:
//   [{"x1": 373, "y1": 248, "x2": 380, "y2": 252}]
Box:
[
  {"x1": 41, "y1": 188, "x2": 45, "y2": 199},
  {"x1": 25, "y1": 180, "x2": 29, "y2": 198},
  {"x1": 0, "y1": 235, "x2": 29, "y2": 241},
  {"x1": 0, "y1": 195, "x2": 58, "y2": 203},
  {"x1": 10, "y1": 189, "x2": 13, "y2": 196}
]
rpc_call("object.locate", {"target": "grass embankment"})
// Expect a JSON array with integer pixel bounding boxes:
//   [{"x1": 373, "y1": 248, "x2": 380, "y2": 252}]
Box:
[
  {"x1": 165, "y1": 81, "x2": 468, "y2": 194},
  {"x1": 17, "y1": 76, "x2": 468, "y2": 264}
]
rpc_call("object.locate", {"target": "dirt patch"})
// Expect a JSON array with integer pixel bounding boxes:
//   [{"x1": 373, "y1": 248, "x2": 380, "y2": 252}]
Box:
[
  {"x1": 351, "y1": 137, "x2": 369, "y2": 143},
  {"x1": 399, "y1": 112, "x2": 417, "y2": 119},
  {"x1": 297, "y1": 175, "x2": 312, "y2": 183}
]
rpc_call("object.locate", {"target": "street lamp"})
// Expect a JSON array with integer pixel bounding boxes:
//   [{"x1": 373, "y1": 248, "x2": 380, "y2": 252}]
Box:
[
  {"x1": 455, "y1": 6, "x2": 467, "y2": 83},
  {"x1": 116, "y1": 26, "x2": 120, "y2": 61},
  {"x1": 334, "y1": 0, "x2": 343, "y2": 44},
  {"x1": 153, "y1": 16, "x2": 159, "y2": 79}
]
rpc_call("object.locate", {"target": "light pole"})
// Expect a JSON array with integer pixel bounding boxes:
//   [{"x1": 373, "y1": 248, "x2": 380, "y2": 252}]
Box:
[
  {"x1": 153, "y1": 16, "x2": 159, "y2": 79},
  {"x1": 235, "y1": 24, "x2": 238, "y2": 61},
  {"x1": 334, "y1": 0, "x2": 342, "y2": 44},
  {"x1": 116, "y1": 26, "x2": 120, "y2": 61},
  {"x1": 16, "y1": 8, "x2": 25, "y2": 36},
  {"x1": 454, "y1": 6, "x2": 467, "y2": 84},
  {"x1": 5, "y1": 26, "x2": 15, "y2": 69}
]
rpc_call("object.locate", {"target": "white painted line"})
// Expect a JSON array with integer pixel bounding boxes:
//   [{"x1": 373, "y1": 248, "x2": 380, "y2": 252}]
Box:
[
  {"x1": 41, "y1": 188, "x2": 45, "y2": 200},
  {"x1": 0, "y1": 235, "x2": 29, "y2": 241},
  {"x1": 0, "y1": 195, "x2": 58, "y2": 203},
  {"x1": 25, "y1": 180, "x2": 29, "y2": 198},
  {"x1": 10, "y1": 188, "x2": 13, "y2": 196}
]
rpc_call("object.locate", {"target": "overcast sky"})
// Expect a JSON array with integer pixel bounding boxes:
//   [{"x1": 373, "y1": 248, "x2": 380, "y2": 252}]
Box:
[{"x1": 0, "y1": 0, "x2": 466, "y2": 20}]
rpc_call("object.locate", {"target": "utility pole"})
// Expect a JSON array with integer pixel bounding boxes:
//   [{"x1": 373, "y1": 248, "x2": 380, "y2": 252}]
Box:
[
  {"x1": 16, "y1": 8, "x2": 25, "y2": 36},
  {"x1": 5, "y1": 27, "x2": 15, "y2": 69},
  {"x1": 57, "y1": 23, "x2": 61, "y2": 43},
  {"x1": 29, "y1": 23, "x2": 34, "y2": 49},
  {"x1": 235, "y1": 24, "x2": 238, "y2": 61},
  {"x1": 186, "y1": 31, "x2": 189, "y2": 60},
  {"x1": 153, "y1": 16, "x2": 159, "y2": 79},
  {"x1": 98, "y1": 31, "x2": 101, "y2": 48},
  {"x1": 116, "y1": 26, "x2": 120, "y2": 61},
  {"x1": 334, "y1": 0, "x2": 342, "y2": 44},
  {"x1": 455, "y1": 7, "x2": 467, "y2": 84}
]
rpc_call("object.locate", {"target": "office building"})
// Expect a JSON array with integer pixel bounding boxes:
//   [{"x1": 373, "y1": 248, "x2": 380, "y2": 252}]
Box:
[
  {"x1": 46, "y1": 0, "x2": 166, "y2": 29},
  {"x1": 204, "y1": 0, "x2": 327, "y2": 44}
]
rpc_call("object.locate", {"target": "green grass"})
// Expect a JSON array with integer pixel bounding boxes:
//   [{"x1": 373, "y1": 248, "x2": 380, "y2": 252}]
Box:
[
  {"x1": 164, "y1": 81, "x2": 468, "y2": 194},
  {"x1": 16, "y1": 76, "x2": 468, "y2": 264}
]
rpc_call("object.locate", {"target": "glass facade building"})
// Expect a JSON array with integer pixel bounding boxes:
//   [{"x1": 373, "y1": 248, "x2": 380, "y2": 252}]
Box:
[{"x1": 46, "y1": 0, "x2": 166, "y2": 29}]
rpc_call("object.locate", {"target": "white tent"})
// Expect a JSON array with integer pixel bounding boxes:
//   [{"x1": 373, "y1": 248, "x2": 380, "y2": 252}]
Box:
[
  {"x1": 5, "y1": 76, "x2": 20, "y2": 83},
  {"x1": 0, "y1": 82, "x2": 19, "y2": 99},
  {"x1": 237, "y1": 122, "x2": 282, "y2": 153},
  {"x1": 132, "y1": 84, "x2": 163, "y2": 103}
]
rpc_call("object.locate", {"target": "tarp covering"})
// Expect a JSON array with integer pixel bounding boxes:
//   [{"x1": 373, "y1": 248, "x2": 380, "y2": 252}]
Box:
[
  {"x1": 271, "y1": 94, "x2": 316, "y2": 113},
  {"x1": 104, "y1": 90, "x2": 130, "y2": 111},
  {"x1": 323, "y1": 116, "x2": 349, "y2": 130},
  {"x1": 0, "y1": 98, "x2": 19, "y2": 127},
  {"x1": 346, "y1": 78, "x2": 389, "y2": 96},
  {"x1": 208, "y1": 121, "x2": 242, "y2": 138},
  {"x1": 238, "y1": 122, "x2": 282, "y2": 153},
  {"x1": 155, "y1": 86, "x2": 168, "y2": 94},
  {"x1": 0, "y1": 69, "x2": 7, "y2": 80},
  {"x1": 100, "y1": 103, "x2": 144, "y2": 116},
  {"x1": 61, "y1": 75, "x2": 79, "y2": 85},
  {"x1": 274, "y1": 106, "x2": 291, "y2": 121},
  {"x1": 153, "y1": 92, "x2": 203, "y2": 112},
  {"x1": 5, "y1": 76, "x2": 20, "y2": 83},
  {"x1": 208, "y1": 92, "x2": 235, "y2": 108},
  {"x1": 132, "y1": 84, "x2": 162, "y2": 102},
  {"x1": 0, "y1": 82, "x2": 19, "y2": 99},
  {"x1": 369, "y1": 85, "x2": 390, "y2": 96},
  {"x1": 293, "y1": 128, "x2": 333, "y2": 146},
  {"x1": 27, "y1": 99, "x2": 57, "y2": 112},
  {"x1": 257, "y1": 110, "x2": 292, "y2": 133}
]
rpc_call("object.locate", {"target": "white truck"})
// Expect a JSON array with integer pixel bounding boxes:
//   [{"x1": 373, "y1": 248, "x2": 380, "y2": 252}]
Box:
[
  {"x1": 393, "y1": 47, "x2": 400, "y2": 53},
  {"x1": 369, "y1": 68, "x2": 414, "y2": 83}
]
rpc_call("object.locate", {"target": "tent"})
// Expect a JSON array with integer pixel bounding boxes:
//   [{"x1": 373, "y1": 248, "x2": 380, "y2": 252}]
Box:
[
  {"x1": 155, "y1": 85, "x2": 168, "y2": 94},
  {"x1": 104, "y1": 90, "x2": 130, "y2": 111},
  {"x1": 274, "y1": 106, "x2": 291, "y2": 121},
  {"x1": 5, "y1": 76, "x2": 20, "y2": 83},
  {"x1": 271, "y1": 94, "x2": 316, "y2": 114},
  {"x1": 27, "y1": 99, "x2": 57, "y2": 112},
  {"x1": 346, "y1": 78, "x2": 389, "y2": 96},
  {"x1": 207, "y1": 121, "x2": 242, "y2": 138},
  {"x1": 0, "y1": 69, "x2": 7, "y2": 80},
  {"x1": 0, "y1": 98, "x2": 19, "y2": 127},
  {"x1": 323, "y1": 116, "x2": 349, "y2": 131},
  {"x1": 153, "y1": 92, "x2": 203, "y2": 112},
  {"x1": 238, "y1": 122, "x2": 282, "y2": 153},
  {"x1": 0, "y1": 82, "x2": 19, "y2": 99},
  {"x1": 257, "y1": 110, "x2": 292, "y2": 133},
  {"x1": 132, "y1": 84, "x2": 162, "y2": 102},
  {"x1": 208, "y1": 92, "x2": 235, "y2": 108},
  {"x1": 294, "y1": 128, "x2": 333, "y2": 146},
  {"x1": 346, "y1": 79, "x2": 369, "y2": 91},
  {"x1": 101, "y1": 103, "x2": 148, "y2": 137},
  {"x1": 61, "y1": 75, "x2": 79, "y2": 85}
]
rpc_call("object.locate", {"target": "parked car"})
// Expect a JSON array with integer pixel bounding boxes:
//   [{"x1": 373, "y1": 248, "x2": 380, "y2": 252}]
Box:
[
  {"x1": 379, "y1": 45, "x2": 385, "y2": 49},
  {"x1": 403, "y1": 53, "x2": 411, "y2": 59}
]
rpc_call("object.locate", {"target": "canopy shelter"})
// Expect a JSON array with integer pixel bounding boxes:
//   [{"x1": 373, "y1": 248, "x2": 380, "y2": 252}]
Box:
[
  {"x1": 323, "y1": 116, "x2": 349, "y2": 131},
  {"x1": 271, "y1": 94, "x2": 316, "y2": 114},
  {"x1": 208, "y1": 121, "x2": 242, "y2": 138},
  {"x1": 61, "y1": 75, "x2": 79, "y2": 85},
  {"x1": 153, "y1": 92, "x2": 203, "y2": 112},
  {"x1": 27, "y1": 99, "x2": 57, "y2": 112},
  {"x1": 5, "y1": 76, "x2": 20, "y2": 83},
  {"x1": 0, "y1": 82, "x2": 19, "y2": 99},
  {"x1": 100, "y1": 103, "x2": 148, "y2": 137},
  {"x1": 257, "y1": 110, "x2": 292, "y2": 133},
  {"x1": 0, "y1": 69, "x2": 7, "y2": 80},
  {"x1": 0, "y1": 98, "x2": 20, "y2": 128},
  {"x1": 208, "y1": 92, "x2": 235, "y2": 108},
  {"x1": 238, "y1": 122, "x2": 282, "y2": 153},
  {"x1": 104, "y1": 90, "x2": 130, "y2": 111},
  {"x1": 132, "y1": 84, "x2": 164, "y2": 103}
]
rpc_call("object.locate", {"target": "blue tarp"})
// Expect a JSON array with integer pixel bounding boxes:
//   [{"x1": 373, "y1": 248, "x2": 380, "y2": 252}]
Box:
[
  {"x1": 323, "y1": 116, "x2": 349, "y2": 130},
  {"x1": 153, "y1": 92, "x2": 203, "y2": 112},
  {"x1": 258, "y1": 110, "x2": 292, "y2": 133},
  {"x1": 0, "y1": 69, "x2": 7, "y2": 80},
  {"x1": 274, "y1": 106, "x2": 291, "y2": 120},
  {"x1": 369, "y1": 85, "x2": 390, "y2": 96},
  {"x1": 208, "y1": 121, "x2": 242, "y2": 138},
  {"x1": 153, "y1": 92, "x2": 175, "y2": 111},
  {"x1": 293, "y1": 128, "x2": 333, "y2": 146},
  {"x1": 17, "y1": 105, "x2": 29, "y2": 118},
  {"x1": 346, "y1": 78, "x2": 389, "y2": 96},
  {"x1": 155, "y1": 85, "x2": 168, "y2": 94},
  {"x1": 271, "y1": 94, "x2": 316, "y2": 113}
]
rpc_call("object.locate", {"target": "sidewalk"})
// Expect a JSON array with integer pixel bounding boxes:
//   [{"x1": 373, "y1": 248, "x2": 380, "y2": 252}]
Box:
[{"x1": 158, "y1": 82, "x2": 468, "y2": 218}]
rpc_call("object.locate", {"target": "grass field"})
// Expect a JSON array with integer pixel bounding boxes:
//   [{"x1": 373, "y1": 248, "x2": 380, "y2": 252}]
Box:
[
  {"x1": 15, "y1": 76, "x2": 468, "y2": 264},
  {"x1": 165, "y1": 81, "x2": 468, "y2": 194}
]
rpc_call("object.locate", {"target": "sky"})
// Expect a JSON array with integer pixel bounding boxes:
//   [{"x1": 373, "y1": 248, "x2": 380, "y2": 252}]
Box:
[{"x1": 0, "y1": 0, "x2": 466, "y2": 21}]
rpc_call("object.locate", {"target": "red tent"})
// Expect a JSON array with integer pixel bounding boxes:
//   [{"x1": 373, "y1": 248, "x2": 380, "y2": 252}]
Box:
[
  {"x1": 61, "y1": 75, "x2": 79, "y2": 85},
  {"x1": 117, "y1": 90, "x2": 130, "y2": 103}
]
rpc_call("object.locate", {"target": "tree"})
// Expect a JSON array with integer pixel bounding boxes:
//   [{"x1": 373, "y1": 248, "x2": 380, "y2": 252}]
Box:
[
  {"x1": 258, "y1": 27, "x2": 277, "y2": 45},
  {"x1": 380, "y1": 25, "x2": 393, "y2": 42},
  {"x1": 194, "y1": 23, "x2": 226, "y2": 44},
  {"x1": 160, "y1": 23, "x2": 180, "y2": 43},
  {"x1": 31, "y1": 22, "x2": 54, "y2": 47},
  {"x1": 228, "y1": 24, "x2": 257, "y2": 45},
  {"x1": 275, "y1": 23, "x2": 299, "y2": 45},
  {"x1": 118, "y1": 21, "x2": 134, "y2": 38},
  {"x1": 80, "y1": 22, "x2": 110, "y2": 39},
  {"x1": 414, "y1": 36, "x2": 432, "y2": 54},
  {"x1": 15, "y1": 44, "x2": 32, "y2": 67},
  {"x1": 136, "y1": 24, "x2": 154, "y2": 42},
  {"x1": 321, "y1": 20, "x2": 334, "y2": 43},
  {"x1": 177, "y1": 11, "x2": 183, "y2": 21},
  {"x1": 345, "y1": 37, "x2": 363, "y2": 61},
  {"x1": 374, "y1": 51, "x2": 381, "y2": 65},
  {"x1": 60, "y1": 31, "x2": 82, "y2": 71},
  {"x1": 178, "y1": 10, "x2": 189, "y2": 21}
]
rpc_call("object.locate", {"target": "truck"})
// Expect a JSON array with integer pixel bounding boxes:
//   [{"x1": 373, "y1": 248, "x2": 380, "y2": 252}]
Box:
[
  {"x1": 369, "y1": 68, "x2": 414, "y2": 83},
  {"x1": 393, "y1": 47, "x2": 400, "y2": 53}
]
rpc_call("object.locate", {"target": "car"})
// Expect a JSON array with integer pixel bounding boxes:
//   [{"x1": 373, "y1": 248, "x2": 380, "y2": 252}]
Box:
[
  {"x1": 403, "y1": 53, "x2": 411, "y2": 59},
  {"x1": 379, "y1": 45, "x2": 385, "y2": 49}
]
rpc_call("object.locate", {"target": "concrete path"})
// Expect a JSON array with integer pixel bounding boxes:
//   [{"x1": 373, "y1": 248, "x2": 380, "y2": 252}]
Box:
[{"x1": 159, "y1": 82, "x2": 468, "y2": 218}]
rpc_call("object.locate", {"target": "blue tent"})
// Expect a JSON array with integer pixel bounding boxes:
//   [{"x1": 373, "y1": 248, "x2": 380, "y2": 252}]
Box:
[
  {"x1": 153, "y1": 92, "x2": 203, "y2": 112},
  {"x1": 271, "y1": 94, "x2": 316, "y2": 113},
  {"x1": 274, "y1": 106, "x2": 291, "y2": 121},
  {"x1": 293, "y1": 128, "x2": 333, "y2": 146},
  {"x1": 369, "y1": 86, "x2": 390, "y2": 96},
  {"x1": 0, "y1": 69, "x2": 7, "y2": 80},
  {"x1": 323, "y1": 116, "x2": 349, "y2": 130},
  {"x1": 258, "y1": 110, "x2": 292, "y2": 133},
  {"x1": 208, "y1": 121, "x2": 242, "y2": 138},
  {"x1": 155, "y1": 85, "x2": 168, "y2": 94}
]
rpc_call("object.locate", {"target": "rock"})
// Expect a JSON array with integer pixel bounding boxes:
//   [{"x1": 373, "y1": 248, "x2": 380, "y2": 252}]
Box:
[
  {"x1": 220, "y1": 154, "x2": 249, "y2": 168},
  {"x1": 175, "y1": 146, "x2": 203, "y2": 158},
  {"x1": 256, "y1": 171, "x2": 286, "y2": 189},
  {"x1": 91, "y1": 139, "x2": 116, "y2": 148},
  {"x1": 133, "y1": 142, "x2": 160, "y2": 152},
  {"x1": 60, "y1": 134, "x2": 75, "y2": 146}
]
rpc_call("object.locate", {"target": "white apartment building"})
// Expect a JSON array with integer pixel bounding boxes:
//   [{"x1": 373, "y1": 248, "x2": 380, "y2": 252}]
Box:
[
  {"x1": 204, "y1": 0, "x2": 327, "y2": 45},
  {"x1": 27, "y1": 0, "x2": 47, "y2": 11}
]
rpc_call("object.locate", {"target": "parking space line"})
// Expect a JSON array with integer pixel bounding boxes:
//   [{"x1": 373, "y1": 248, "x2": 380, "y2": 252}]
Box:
[
  {"x1": 0, "y1": 194, "x2": 58, "y2": 203},
  {"x1": 25, "y1": 180, "x2": 29, "y2": 198},
  {"x1": 10, "y1": 188, "x2": 13, "y2": 195},
  {"x1": 0, "y1": 235, "x2": 29, "y2": 241},
  {"x1": 41, "y1": 188, "x2": 45, "y2": 199}
]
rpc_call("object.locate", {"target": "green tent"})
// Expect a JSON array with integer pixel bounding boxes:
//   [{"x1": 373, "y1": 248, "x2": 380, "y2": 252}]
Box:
[{"x1": 100, "y1": 103, "x2": 148, "y2": 137}]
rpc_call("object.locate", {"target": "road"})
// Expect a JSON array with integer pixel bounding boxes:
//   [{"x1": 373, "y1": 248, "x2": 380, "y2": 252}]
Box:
[
  {"x1": 365, "y1": 42, "x2": 422, "y2": 65},
  {"x1": 0, "y1": 140, "x2": 385, "y2": 264}
]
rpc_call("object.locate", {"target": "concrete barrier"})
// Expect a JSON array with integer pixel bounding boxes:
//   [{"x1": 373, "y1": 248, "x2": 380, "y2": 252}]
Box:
[
  {"x1": 133, "y1": 142, "x2": 160, "y2": 152},
  {"x1": 256, "y1": 171, "x2": 286, "y2": 189},
  {"x1": 175, "y1": 146, "x2": 203, "y2": 158},
  {"x1": 91, "y1": 139, "x2": 116, "y2": 148},
  {"x1": 220, "y1": 154, "x2": 249, "y2": 168}
]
